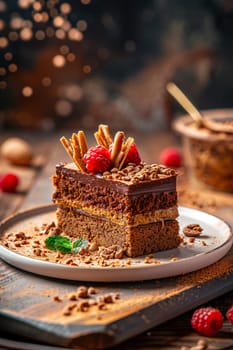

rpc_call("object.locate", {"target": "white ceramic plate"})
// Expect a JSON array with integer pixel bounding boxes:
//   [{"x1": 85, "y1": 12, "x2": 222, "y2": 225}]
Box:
[{"x1": 0, "y1": 205, "x2": 232, "y2": 282}]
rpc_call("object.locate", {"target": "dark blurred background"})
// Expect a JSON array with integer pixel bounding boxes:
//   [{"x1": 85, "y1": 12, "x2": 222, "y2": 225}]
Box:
[{"x1": 0, "y1": 0, "x2": 232, "y2": 131}]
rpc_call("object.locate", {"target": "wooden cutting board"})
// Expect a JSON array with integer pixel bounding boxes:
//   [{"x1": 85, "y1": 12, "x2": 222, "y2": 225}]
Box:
[
  {"x1": 0, "y1": 140, "x2": 233, "y2": 350},
  {"x1": 0, "y1": 246, "x2": 233, "y2": 349}
]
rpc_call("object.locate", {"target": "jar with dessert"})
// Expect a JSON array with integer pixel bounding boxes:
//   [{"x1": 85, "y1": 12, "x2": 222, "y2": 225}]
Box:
[{"x1": 173, "y1": 109, "x2": 233, "y2": 192}]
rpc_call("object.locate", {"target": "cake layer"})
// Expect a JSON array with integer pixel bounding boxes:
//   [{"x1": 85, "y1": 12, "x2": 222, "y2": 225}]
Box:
[
  {"x1": 53, "y1": 162, "x2": 178, "y2": 221},
  {"x1": 56, "y1": 207, "x2": 180, "y2": 257},
  {"x1": 56, "y1": 205, "x2": 178, "y2": 226}
]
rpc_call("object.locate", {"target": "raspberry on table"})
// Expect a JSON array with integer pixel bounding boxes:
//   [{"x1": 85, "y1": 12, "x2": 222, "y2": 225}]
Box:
[
  {"x1": 83, "y1": 145, "x2": 111, "y2": 173},
  {"x1": 159, "y1": 147, "x2": 182, "y2": 167},
  {"x1": 0, "y1": 173, "x2": 19, "y2": 192},
  {"x1": 191, "y1": 307, "x2": 223, "y2": 337},
  {"x1": 226, "y1": 305, "x2": 233, "y2": 324},
  {"x1": 123, "y1": 143, "x2": 141, "y2": 166}
]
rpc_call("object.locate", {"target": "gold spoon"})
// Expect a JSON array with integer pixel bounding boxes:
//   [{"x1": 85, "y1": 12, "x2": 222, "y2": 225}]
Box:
[{"x1": 167, "y1": 82, "x2": 233, "y2": 133}]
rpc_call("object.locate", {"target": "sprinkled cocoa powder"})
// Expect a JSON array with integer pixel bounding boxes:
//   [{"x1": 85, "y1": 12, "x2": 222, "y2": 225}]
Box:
[
  {"x1": 178, "y1": 257, "x2": 233, "y2": 287},
  {"x1": 178, "y1": 189, "x2": 217, "y2": 212}
]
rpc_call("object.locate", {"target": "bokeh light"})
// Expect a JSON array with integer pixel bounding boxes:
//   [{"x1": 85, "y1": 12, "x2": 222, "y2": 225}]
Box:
[
  {"x1": 33, "y1": 13, "x2": 43, "y2": 23},
  {"x1": 83, "y1": 65, "x2": 91, "y2": 74},
  {"x1": 18, "y1": 0, "x2": 33, "y2": 10},
  {"x1": 53, "y1": 16, "x2": 64, "y2": 28},
  {"x1": 20, "y1": 28, "x2": 33, "y2": 41},
  {"x1": 8, "y1": 64, "x2": 18, "y2": 73},
  {"x1": 0, "y1": 0, "x2": 7, "y2": 12},
  {"x1": 0, "y1": 67, "x2": 6, "y2": 76},
  {"x1": 41, "y1": 76, "x2": 52, "y2": 87},
  {"x1": 46, "y1": 27, "x2": 55, "y2": 37},
  {"x1": 80, "y1": 0, "x2": 91, "y2": 5},
  {"x1": 77, "y1": 20, "x2": 88, "y2": 32},
  {"x1": 4, "y1": 52, "x2": 13, "y2": 61},
  {"x1": 66, "y1": 53, "x2": 76, "y2": 62},
  {"x1": 60, "y1": 45, "x2": 70, "y2": 55},
  {"x1": 55, "y1": 28, "x2": 66, "y2": 39},
  {"x1": 55, "y1": 99, "x2": 73, "y2": 116},
  {"x1": 0, "y1": 81, "x2": 7, "y2": 89},
  {"x1": 35, "y1": 30, "x2": 46, "y2": 40},
  {"x1": 60, "y1": 3, "x2": 71, "y2": 15},
  {"x1": 62, "y1": 20, "x2": 71, "y2": 32},
  {"x1": 41, "y1": 12, "x2": 49, "y2": 23},
  {"x1": 33, "y1": 1, "x2": 42, "y2": 11},
  {"x1": 22, "y1": 86, "x2": 33, "y2": 97},
  {"x1": 68, "y1": 28, "x2": 83, "y2": 41},
  {"x1": 0, "y1": 37, "x2": 8, "y2": 48},
  {"x1": 62, "y1": 84, "x2": 83, "y2": 101},
  {"x1": 8, "y1": 31, "x2": 19, "y2": 41},
  {"x1": 52, "y1": 54, "x2": 66, "y2": 68},
  {"x1": 10, "y1": 16, "x2": 24, "y2": 30}
]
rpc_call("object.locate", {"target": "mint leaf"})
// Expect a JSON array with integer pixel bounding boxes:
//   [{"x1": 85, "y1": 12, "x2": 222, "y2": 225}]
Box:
[
  {"x1": 45, "y1": 236, "x2": 72, "y2": 253},
  {"x1": 55, "y1": 237, "x2": 72, "y2": 253},
  {"x1": 45, "y1": 236, "x2": 88, "y2": 254},
  {"x1": 45, "y1": 235, "x2": 62, "y2": 251},
  {"x1": 72, "y1": 238, "x2": 88, "y2": 253}
]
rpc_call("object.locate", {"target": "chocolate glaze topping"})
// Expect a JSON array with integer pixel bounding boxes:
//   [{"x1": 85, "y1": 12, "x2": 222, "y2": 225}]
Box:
[{"x1": 55, "y1": 162, "x2": 177, "y2": 195}]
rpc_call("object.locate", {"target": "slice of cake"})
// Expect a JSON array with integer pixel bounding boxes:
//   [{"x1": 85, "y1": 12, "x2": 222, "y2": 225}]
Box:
[{"x1": 52, "y1": 125, "x2": 180, "y2": 257}]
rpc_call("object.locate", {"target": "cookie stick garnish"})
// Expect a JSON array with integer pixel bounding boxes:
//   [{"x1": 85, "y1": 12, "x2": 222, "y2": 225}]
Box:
[
  {"x1": 111, "y1": 131, "x2": 125, "y2": 165},
  {"x1": 95, "y1": 124, "x2": 113, "y2": 149},
  {"x1": 118, "y1": 137, "x2": 134, "y2": 170},
  {"x1": 60, "y1": 136, "x2": 74, "y2": 162},
  {"x1": 71, "y1": 133, "x2": 86, "y2": 172},
  {"x1": 94, "y1": 131, "x2": 108, "y2": 148},
  {"x1": 99, "y1": 124, "x2": 113, "y2": 147},
  {"x1": 77, "y1": 130, "x2": 88, "y2": 157}
]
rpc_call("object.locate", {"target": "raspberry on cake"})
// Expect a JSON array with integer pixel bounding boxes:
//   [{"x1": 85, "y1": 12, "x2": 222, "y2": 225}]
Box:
[{"x1": 53, "y1": 125, "x2": 180, "y2": 258}]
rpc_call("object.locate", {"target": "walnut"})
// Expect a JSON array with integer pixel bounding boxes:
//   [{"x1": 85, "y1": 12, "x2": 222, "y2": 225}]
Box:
[{"x1": 1, "y1": 137, "x2": 33, "y2": 166}]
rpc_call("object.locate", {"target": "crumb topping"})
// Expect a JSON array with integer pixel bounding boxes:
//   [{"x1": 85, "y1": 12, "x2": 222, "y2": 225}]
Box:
[{"x1": 102, "y1": 162, "x2": 176, "y2": 184}]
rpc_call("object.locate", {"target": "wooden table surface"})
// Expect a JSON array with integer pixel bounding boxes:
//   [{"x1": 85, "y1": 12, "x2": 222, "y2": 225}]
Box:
[{"x1": 0, "y1": 129, "x2": 233, "y2": 350}]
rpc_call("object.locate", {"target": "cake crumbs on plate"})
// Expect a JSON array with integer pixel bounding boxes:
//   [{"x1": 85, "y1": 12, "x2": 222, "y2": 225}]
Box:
[
  {"x1": 1, "y1": 215, "x2": 231, "y2": 276},
  {"x1": 183, "y1": 223, "x2": 203, "y2": 237},
  {"x1": 1, "y1": 221, "x2": 171, "y2": 268},
  {"x1": 170, "y1": 257, "x2": 179, "y2": 262}
]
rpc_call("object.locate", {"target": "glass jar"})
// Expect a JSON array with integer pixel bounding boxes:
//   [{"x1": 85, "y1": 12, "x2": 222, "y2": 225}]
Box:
[{"x1": 173, "y1": 109, "x2": 233, "y2": 192}]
